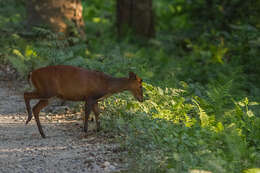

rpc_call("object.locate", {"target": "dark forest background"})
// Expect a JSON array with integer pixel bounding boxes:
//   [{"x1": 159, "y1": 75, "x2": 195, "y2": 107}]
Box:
[{"x1": 0, "y1": 0, "x2": 260, "y2": 172}]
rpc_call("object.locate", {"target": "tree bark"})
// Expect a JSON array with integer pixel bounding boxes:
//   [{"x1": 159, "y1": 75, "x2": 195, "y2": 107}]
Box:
[
  {"x1": 117, "y1": 0, "x2": 155, "y2": 38},
  {"x1": 26, "y1": 0, "x2": 85, "y2": 39}
]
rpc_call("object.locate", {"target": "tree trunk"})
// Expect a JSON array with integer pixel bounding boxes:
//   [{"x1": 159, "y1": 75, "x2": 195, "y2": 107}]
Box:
[
  {"x1": 117, "y1": 0, "x2": 155, "y2": 38},
  {"x1": 26, "y1": 0, "x2": 85, "y2": 39}
]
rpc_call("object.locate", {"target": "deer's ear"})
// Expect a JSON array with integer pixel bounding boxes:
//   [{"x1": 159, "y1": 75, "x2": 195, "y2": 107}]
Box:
[{"x1": 129, "y1": 71, "x2": 137, "y2": 80}]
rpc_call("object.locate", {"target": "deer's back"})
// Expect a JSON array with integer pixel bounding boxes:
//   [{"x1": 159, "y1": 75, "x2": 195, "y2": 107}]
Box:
[{"x1": 31, "y1": 65, "x2": 109, "y2": 101}]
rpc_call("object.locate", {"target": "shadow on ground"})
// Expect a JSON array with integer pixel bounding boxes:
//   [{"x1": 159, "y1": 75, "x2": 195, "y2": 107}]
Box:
[{"x1": 0, "y1": 80, "x2": 125, "y2": 173}]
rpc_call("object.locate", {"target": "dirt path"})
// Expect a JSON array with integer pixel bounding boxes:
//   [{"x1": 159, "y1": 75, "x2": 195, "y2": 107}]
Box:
[{"x1": 0, "y1": 80, "x2": 125, "y2": 173}]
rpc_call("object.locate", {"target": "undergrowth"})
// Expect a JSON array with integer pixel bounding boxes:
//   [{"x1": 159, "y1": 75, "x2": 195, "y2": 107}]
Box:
[
  {"x1": 1, "y1": 0, "x2": 260, "y2": 172},
  {"x1": 101, "y1": 83, "x2": 260, "y2": 173}
]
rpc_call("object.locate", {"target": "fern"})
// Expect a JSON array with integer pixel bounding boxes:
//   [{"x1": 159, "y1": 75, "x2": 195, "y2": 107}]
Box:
[
  {"x1": 206, "y1": 80, "x2": 233, "y2": 117},
  {"x1": 193, "y1": 99, "x2": 209, "y2": 127}
]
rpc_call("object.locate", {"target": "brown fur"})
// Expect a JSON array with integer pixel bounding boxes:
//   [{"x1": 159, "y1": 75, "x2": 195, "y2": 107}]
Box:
[{"x1": 24, "y1": 65, "x2": 143, "y2": 138}]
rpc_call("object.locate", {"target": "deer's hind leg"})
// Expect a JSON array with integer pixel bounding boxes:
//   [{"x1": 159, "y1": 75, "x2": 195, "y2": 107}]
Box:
[
  {"x1": 24, "y1": 91, "x2": 42, "y2": 124},
  {"x1": 24, "y1": 90, "x2": 53, "y2": 138},
  {"x1": 32, "y1": 99, "x2": 49, "y2": 138},
  {"x1": 24, "y1": 91, "x2": 52, "y2": 124}
]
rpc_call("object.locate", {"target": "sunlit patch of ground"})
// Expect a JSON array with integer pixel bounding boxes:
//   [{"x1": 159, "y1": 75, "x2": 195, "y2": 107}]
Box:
[{"x1": 0, "y1": 80, "x2": 126, "y2": 173}]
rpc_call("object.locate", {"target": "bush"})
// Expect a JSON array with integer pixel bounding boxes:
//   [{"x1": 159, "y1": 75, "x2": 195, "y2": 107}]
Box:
[{"x1": 101, "y1": 83, "x2": 260, "y2": 172}]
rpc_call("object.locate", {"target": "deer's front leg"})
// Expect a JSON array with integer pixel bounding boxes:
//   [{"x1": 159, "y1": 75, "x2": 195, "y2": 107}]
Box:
[
  {"x1": 84, "y1": 100, "x2": 93, "y2": 132},
  {"x1": 93, "y1": 102, "x2": 100, "y2": 132}
]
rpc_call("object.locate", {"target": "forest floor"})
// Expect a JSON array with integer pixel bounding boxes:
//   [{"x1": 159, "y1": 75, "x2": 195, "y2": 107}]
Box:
[{"x1": 0, "y1": 65, "x2": 125, "y2": 173}]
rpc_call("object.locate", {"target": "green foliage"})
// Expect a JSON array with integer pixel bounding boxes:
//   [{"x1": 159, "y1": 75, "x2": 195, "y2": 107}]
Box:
[
  {"x1": 101, "y1": 83, "x2": 260, "y2": 172},
  {"x1": 1, "y1": 0, "x2": 260, "y2": 172}
]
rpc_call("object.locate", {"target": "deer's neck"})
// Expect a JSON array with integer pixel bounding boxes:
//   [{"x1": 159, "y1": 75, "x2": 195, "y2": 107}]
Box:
[{"x1": 107, "y1": 77, "x2": 130, "y2": 94}]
